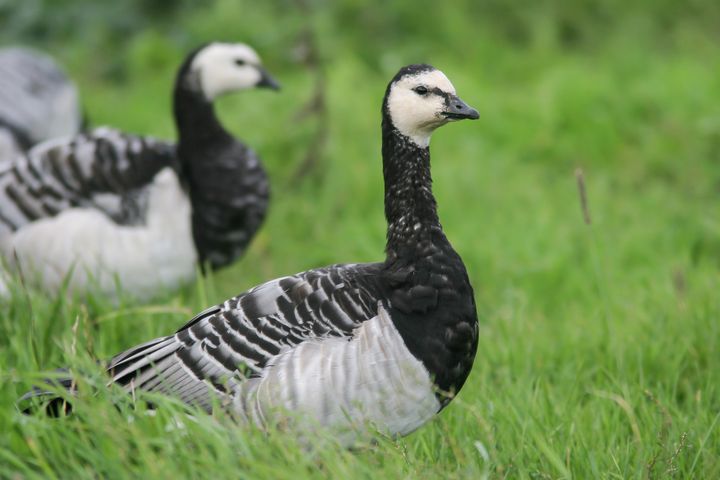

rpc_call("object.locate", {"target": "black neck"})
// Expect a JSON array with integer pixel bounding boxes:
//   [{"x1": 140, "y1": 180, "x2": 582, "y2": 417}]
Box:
[
  {"x1": 170, "y1": 55, "x2": 270, "y2": 271},
  {"x1": 382, "y1": 116, "x2": 442, "y2": 261},
  {"x1": 173, "y1": 79, "x2": 233, "y2": 151}
]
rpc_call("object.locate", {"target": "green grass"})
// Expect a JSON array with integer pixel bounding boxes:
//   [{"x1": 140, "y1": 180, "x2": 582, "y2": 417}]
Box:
[{"x1": 2, "y1": 2, "x2": 720, "y2": 477}]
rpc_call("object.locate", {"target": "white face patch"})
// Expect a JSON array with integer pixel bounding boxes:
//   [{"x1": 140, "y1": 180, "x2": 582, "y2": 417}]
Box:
[
  {"x1": 387, "y1": 69, "x2": 457, "y2": 147},
  {"x1": 190, "y1": 43, "x2": 263, "y2": 100}
]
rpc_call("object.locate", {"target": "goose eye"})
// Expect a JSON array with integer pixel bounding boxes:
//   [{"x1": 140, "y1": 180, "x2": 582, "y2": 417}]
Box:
[
  {"x1": 234, "y1": 59, "x2": 246, "y2": 66},
  {"x1": 413, "y1": 86, "x2": 428, "y2": 95}
]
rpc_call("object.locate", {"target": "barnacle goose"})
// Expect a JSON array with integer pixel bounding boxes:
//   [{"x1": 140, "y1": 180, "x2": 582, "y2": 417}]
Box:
[
  {"x1": 23, "y1": 64, "x2": 480, "y2": 446},
  {"x1": 0, "y1": 42, "x2": 279, "y2": 299},
  {"x1": 0, "y1": 47, "x2": 83, "y2": 162}
]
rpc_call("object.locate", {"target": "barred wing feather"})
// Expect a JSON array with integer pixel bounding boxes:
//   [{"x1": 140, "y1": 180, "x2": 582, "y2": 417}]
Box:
[
  {"x1": 0, "y1": 127, "x2": 177, "y2": 233},
  {"x1": 107, "y1": 264, "x2": 382, "y2": 410}
]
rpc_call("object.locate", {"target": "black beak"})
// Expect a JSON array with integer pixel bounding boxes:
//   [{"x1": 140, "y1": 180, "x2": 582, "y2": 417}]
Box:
[
  {"x1": 442, "y1": 94, "x2": 479, "y2": 120},
  {"x1": 256, "y1": 67, "x2": 281, "y2": 91}
]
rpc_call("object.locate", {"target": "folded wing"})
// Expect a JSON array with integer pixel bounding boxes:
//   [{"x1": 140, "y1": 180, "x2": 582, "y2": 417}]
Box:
[
  {"x1": 0, "y1": 127, "x2": 177, "y2": 234},
  {"x1": 107, "y1": 263, "x2": 382, "y2": 410}
]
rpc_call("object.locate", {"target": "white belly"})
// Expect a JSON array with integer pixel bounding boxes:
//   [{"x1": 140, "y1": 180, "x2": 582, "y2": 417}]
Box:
[
  {"x1": 234, "y1": 306, "x2": 441, "y2": 446},
  {"x1": 1, "y1": 168, "x2": 197, "y2": 300}
]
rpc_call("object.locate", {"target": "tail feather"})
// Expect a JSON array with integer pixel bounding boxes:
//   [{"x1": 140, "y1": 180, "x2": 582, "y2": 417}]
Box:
[
  {"x1": 18, "y1": 368, "x2": 76, "y2": 416},
  {"x1": 19, "y1": 335, "x2": 185, "y2": 416},
  {"x1": 109, "y1": 336, "x2": 180, "y2": 385}
]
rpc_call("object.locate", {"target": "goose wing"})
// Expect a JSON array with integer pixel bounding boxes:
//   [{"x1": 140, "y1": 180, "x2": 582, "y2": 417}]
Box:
[
  {"x1": 0, "y1": 127, "x2": 177, "y2": 232},
  {"x1": 107, "y1": 263, "x2": 383, "y2": 410}
]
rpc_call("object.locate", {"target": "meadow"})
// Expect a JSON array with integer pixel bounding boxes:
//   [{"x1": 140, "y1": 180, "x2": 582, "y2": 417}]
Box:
[{"x1": 1, "y1": 1, "x2": 719, "y2": 477}]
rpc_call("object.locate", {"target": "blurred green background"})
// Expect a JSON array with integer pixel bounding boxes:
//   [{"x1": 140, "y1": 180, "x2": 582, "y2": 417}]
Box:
[{"x1": 1, "y1": 0, "x2": 719, "y2": 477}]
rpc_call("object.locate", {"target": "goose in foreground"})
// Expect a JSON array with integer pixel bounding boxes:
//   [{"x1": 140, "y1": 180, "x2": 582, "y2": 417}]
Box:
[
  {"x1": 24, "y1": 64, "x2": 479, "y2": 446},
  {"x1": 0, "y1": 42, "x2": 279, "y2": 300},
  {"x1": 0, "y1": 47, "x2": 83, "y2": 162}
]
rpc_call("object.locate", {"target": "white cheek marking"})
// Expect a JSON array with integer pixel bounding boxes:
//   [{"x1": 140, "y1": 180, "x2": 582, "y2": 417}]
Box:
[
  {"x1": 387, "y1": 91, "x2": 444, "y2": 147},
  {"x1": 387, "y1": 69, "x2": 457, "y2": 147},
  {"x1": 190, "y1": 43, "x2": 262, "y2": 100}
]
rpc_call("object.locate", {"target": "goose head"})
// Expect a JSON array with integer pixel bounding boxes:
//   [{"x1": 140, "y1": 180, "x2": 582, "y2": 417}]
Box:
[
  {"x1": 383, "y1": 64, "x2": 478, "y2": 147},
  {"x1": 185, "y1": 42, "x2": 280, "y2": 101}
]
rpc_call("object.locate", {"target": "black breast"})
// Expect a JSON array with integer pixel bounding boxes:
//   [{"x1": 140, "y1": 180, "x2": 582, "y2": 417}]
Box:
[
  {"x1": 183, "y1": 139, "x2": 270, "y2": 270},
  {"x1": 383, "y1": 228, "x2": 479, "y2": 406}
]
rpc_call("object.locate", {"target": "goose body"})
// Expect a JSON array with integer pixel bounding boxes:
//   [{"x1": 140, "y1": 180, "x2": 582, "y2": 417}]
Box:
[
  {"x1": 26, "y1": 64, "x2": 480, "y2": 446},
  {"x1": 0, "y1": 47, "x2": 83, "y2": 160},
  {"x1": 0, "y1": 43, "x2": 278, "y2": 299}
]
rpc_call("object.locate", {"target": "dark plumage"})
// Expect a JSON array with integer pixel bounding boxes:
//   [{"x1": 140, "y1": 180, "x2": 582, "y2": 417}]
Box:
[
  {"x1": 0, "y1": 42, "x2": 278, "y2": 299},
  {"x1": 380, "y1": 127, "x2": 478, "y2": 402},
  {"x1": 173, "y1": 47, "x2": 270, "y2": 269},
  {"x1": 22, "y1": 64, "x2": 480, "y2": 446}
]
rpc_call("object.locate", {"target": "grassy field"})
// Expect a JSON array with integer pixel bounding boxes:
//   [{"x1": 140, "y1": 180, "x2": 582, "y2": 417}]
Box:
[{"x1": 1, "y1": 1, "x2": 720, "y2": 478}]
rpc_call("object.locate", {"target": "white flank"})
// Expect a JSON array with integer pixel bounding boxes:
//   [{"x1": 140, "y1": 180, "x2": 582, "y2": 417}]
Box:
[
  {"x1": 2, "y1": 167, "x2": 197, "y2": 300},
  {"x1": 233, "y1": 305, "x2": 441, "y2": 446}
]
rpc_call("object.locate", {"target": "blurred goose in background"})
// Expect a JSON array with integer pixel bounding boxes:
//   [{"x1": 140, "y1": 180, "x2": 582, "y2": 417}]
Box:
[
  {"x1": 24, "y1": 64, "x2": 479, "y2": 447},
  {"x1": 0, "y1": 42, "x2": 279, "y2": 300},
  {"x1": 0, "y1": 46, "x2": 83, "y2": 162}
]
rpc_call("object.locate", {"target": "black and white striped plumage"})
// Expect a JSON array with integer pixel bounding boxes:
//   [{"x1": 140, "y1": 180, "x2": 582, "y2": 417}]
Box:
[
  {"x1": 0, "y1": 47, "x2": 83, "y2": 161},
  {"x1": 0, "y1": 43, "x2": 278, "y2": 299},
  {"x1": 25, "y1": 65, "x2": 480, "y2": 446}
]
